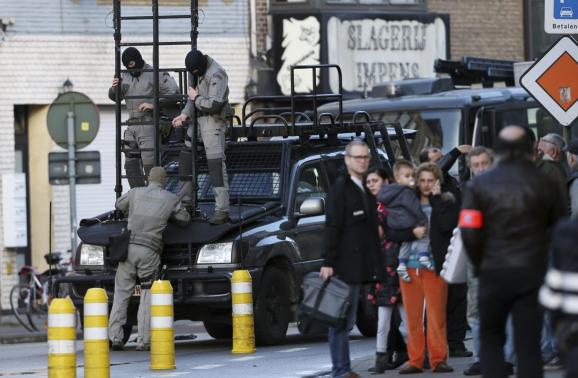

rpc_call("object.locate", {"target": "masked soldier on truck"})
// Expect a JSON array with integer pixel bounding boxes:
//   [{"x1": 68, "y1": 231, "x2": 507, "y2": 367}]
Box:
[
  {"x1": 109, "y1": 47, "x2": 180, "y2": 188},
  {"x1": 172, "y1": 49, "x2": 233, "y2": 225}
]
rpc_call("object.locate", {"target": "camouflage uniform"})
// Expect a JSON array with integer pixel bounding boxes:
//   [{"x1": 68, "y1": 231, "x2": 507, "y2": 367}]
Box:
[
  {"x1": 108, "y1": 64, "x2": 180, "y2": 187},
  {"x1": 109, "y1": 174, "x2": 189, "y2": 349},
  {"x1": 180, "y1": 56, "x2": 233, "y2": 217}
]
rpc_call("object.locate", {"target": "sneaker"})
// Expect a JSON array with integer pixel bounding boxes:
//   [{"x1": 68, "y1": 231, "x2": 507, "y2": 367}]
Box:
[
  {"x1": 418, "y1": 254, "x2": 434, "y2": 270},
  {"x1": 398, "y1": 364, "x2": 423, "y2": 374},
  {"x1": 432, "y1": 362, "x2": 454, "y2": 373},
  {"x1": 463, "y1": 361, "x2": 481, "y2": 376},
  {"x1": 397, "y1": 264, "x2": 411, "y2": 282},
  {"x1": 208, "y1": 211, "x2": 230, "y2": 225},
  {"x1": 389, "y1": 351, "x2": 408, "y2": 370},
  {"x1": 544, "y1": 356, "x2": 563, "y2": 371},
  {"x1": 135, "y1": 344, "x2": 150, "y2": 351}
]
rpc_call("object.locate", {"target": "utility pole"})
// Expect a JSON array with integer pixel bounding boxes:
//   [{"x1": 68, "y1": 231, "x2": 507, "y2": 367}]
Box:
[{"x1": 66, "y1": 109, "x2": 78, "y2": 254}]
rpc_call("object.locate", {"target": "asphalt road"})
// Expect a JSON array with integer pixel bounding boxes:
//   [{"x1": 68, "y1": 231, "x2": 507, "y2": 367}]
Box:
[{"x1": 0, "y1": 321, "x2": 565, "y2": 378}]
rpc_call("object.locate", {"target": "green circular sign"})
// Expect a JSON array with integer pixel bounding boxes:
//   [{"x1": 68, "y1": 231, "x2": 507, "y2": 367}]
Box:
[{"x1": 47, "y1": 91, "x2": 100, "y2": 150}]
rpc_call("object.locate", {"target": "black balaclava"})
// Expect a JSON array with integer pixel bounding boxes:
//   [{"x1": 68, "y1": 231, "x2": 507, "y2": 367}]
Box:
[
  {"x1": 122, "y1": 47, "x2": 145, "y2": 77},
  {"x1": 495, "y1": 127, "x2": 535, "y2": 162},
  {"x1": 185, "y1": 49, "x2": 208, "y2": 77}
]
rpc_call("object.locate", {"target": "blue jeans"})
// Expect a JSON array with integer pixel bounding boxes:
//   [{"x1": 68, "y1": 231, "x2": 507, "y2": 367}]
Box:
[
  {"x1": 328, "y1": 284, "x2": 361, "y2": 378},
  {"x1": 541, "y1": 311, "x2": 558, "y2": 363},
  {"x1": 468, "y1": 262, "x2": 515, "y2": 364}
]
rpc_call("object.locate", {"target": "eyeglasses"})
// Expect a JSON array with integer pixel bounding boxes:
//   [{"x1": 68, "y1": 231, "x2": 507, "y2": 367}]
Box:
[{"x1": 347, "y1": 154, "x2": 371, "y2": 161}]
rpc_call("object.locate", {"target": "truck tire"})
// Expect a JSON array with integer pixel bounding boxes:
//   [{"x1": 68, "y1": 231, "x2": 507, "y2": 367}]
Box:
[
  {"x1": 254, "y1": 267, "x2": 291, "y2": 345},
  {"x1": 203, "y1": 321, "x2": 232, "y2": 340}
]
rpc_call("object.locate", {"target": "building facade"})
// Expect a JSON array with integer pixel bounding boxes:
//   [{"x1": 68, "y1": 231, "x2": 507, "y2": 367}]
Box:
[
  {"x1": 253, "y1": 0, "x2": 573, "y2": 97},
  {"x1": 0, "y1": 0, "x2": 250, "y2": 309}
]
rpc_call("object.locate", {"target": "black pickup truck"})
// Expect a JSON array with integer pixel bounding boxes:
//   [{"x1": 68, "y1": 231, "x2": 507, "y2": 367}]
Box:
[{"x1": 55, "y1": 120, "x2": 415, "y2": 345}]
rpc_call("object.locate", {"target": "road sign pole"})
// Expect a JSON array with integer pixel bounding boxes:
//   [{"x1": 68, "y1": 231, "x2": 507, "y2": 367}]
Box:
[{"x1": 67, "y1": 111, "x2": 78, "y2": 255}]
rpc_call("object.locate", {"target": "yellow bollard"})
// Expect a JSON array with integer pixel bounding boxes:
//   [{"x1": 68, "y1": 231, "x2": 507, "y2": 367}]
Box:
[
  {"x1": 48, "y1": 297, "x2": 77, "y2": 378},
  {"x1": 83, "y1": 288, "x2": 109, "y2": 378},
  {"x1": 231, "y1": 270, "x2": 256, "y2": 354},
  {"x1": 150, "y1": 280, "x2": 175, "y2": 370}
]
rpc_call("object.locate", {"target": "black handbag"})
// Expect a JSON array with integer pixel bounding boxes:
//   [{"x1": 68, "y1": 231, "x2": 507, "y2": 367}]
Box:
[
  {"x1": 298, "y1": 272, "x2": 351, "y2": 332},
  {"x1": 108, "y1": 228, "x2": 131, "y2": 263}
]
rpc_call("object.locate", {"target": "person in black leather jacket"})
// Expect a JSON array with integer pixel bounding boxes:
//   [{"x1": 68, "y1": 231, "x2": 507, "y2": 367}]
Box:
[{"x1": 460, "y1": 126, "x2": 566, "y2": 378}]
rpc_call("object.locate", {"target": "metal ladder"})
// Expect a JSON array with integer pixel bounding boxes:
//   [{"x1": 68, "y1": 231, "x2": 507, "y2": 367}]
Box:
[{"x1": 112, "y1": 0, "x2": 200, "y2": 210}]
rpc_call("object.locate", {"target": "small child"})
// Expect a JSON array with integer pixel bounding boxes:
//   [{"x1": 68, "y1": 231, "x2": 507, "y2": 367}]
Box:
[{"x1": 378, "y1": 160, "x2": 433, "y2": 282}]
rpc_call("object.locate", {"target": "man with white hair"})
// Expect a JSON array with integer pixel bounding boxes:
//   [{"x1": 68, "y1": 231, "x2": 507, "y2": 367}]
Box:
[{"x1": 537, "y1": 133, "x2": 568, "y2": 208}]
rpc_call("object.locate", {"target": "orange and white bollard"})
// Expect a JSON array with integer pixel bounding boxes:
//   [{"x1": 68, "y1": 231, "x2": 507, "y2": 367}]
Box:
[
  {"x1": 150, "y1": 280, "x2": 175, "y2": 370},
  {"x1": 48, "y1": 297, "x2": 77, "y2": 378},
  {"x1": 83, "y1": 288, "x2": 109, "y2": 378}
]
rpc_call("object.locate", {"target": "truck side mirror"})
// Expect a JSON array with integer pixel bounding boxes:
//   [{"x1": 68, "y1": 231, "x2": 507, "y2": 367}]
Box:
[
  {"x1": 280, "y1": 197, "x2": 325, "y2": 231},
  {"x1": 299, "y1": 197, "x2": 325, "y2": 216}
]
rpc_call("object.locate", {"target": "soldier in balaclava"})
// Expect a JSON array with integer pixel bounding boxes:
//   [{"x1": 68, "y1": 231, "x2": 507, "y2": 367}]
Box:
[
  {"x1": 172, "y1": 49, "x2": 233, "y2": 224},
  {"x1": 109, "y1": 47, "x2": 180, "y2": 188}
]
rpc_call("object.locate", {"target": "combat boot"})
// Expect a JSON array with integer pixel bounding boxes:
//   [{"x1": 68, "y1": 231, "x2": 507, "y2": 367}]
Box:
[
  {"x1": 368, "y1": 352, "x2": 388, "y2": 374},
  {"x1": 209, "y1": 210, "x2": 230, "y2": 225}
]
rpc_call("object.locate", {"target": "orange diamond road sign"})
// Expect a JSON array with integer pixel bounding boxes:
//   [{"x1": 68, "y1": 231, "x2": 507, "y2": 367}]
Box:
[{"x1": 521, "y1": 36, "x2": 578, "y2": 126}]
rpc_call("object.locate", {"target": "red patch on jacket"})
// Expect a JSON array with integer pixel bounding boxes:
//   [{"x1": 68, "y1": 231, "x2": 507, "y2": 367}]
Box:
[{"x1": 459, "y1": 209, "x2": 483, "y2": 229}]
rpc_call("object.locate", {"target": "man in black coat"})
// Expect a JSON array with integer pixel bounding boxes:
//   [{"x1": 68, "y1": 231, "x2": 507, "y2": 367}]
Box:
[
  {"x1": 321, "y1": 140, "x2": 382, "y2": 378},
  {"x1": 461, "y1": 126, "x2": 566, "y2": 378}
]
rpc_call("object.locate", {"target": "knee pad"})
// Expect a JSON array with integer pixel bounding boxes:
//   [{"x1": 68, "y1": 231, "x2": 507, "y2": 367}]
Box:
[
  {"x1": 123, "y1": 140, "x2": 141, "y2": 159},
  {"x1": 178, "y1": 150, "x2": 192, "y2": 181},
  {"x1": 207, "y1": 158, "x2": 224, "y2": 187}
]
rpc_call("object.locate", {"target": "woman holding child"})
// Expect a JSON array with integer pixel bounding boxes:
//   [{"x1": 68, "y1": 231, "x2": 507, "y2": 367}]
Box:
[{"x1": 377, "y1": 161, "x2": 460, "y2": 374}]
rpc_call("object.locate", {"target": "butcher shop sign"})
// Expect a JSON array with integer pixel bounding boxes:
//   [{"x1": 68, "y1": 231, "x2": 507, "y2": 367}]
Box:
[{"x1": 327, "y1": 17, "x2": 447, "y2": 93}]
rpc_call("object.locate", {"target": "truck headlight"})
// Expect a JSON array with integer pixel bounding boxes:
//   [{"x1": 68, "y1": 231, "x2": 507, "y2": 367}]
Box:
[
  {"x1": 197, "y1": 242, "x2": 233, "y2": 264},
  {"x1": 79, "y1": 244, "x2": 104, "y2": 266}
]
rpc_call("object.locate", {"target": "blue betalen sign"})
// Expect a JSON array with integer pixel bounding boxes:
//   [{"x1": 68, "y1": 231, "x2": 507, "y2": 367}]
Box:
[
  {"x1": 555, "y1": 0, "x2": 578, "y2": 19},
  {"x1": 546, "y1": 0, "x2": 578, "y2": 33}
]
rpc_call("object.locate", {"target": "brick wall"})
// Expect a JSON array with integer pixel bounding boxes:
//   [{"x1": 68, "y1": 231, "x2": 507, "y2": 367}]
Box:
[
  {"x1": 255, "y1": 0, "x2": 269, "y2": 53},
  {"x1": 429, "y1": 0, "x2": 525, "y2": 61}
]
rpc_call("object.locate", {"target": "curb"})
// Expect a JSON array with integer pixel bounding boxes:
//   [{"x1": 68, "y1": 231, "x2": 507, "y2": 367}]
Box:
[{"x1": 0, "y1": 333, "x2": 48, "y2": 344}]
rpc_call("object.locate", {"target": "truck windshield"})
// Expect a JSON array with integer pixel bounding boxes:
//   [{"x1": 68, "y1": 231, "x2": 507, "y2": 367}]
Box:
[{"x1": 376, "y1": 109, "x2": 461, "y2": 162}]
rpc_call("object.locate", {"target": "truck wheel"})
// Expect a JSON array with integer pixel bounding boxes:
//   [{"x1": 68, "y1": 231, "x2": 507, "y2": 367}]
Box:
[
  {"x1": 203, "y1": 321, "x2": 232, "y2": 339},
  {"x1": 355, "y1": 304, "x2": 377, "y2": 337},
  {"x1": 254, "y1": 267, "x2": 291, "y2": 346}
]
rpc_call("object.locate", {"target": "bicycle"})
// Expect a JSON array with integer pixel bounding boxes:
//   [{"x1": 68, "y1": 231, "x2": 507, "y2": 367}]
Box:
[{"x1": 9, "y1": 252, "x2": 70, "y2": 332}]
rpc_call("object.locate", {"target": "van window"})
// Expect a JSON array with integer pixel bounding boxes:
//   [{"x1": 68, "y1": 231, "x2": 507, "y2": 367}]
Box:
[
  {"x1": 374, "y1": 109, "x2": 462, "y2": 161},
  {"x1": 494, "y1": 106, "x2": 578, "y2": 141}
]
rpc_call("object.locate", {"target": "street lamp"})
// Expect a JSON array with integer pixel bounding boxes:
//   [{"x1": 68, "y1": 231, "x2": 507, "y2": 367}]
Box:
[{"x1": 61, "y1": 78, "x2": 74, "y2": 94}]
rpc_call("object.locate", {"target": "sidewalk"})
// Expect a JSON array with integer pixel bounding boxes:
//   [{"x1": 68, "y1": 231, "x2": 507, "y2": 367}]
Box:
[{"x1": 339, "y1": 354, "x2": 565, "y2": 378}]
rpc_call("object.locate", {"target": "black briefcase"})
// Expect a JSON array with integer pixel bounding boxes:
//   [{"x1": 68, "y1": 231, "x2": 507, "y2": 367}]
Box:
[
  {"x1": 108, "y1": 229, "x2": 131, "y2": 263},
  {"x1": 298, "y1": 272, "x2": 351, "y2": 332}
]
